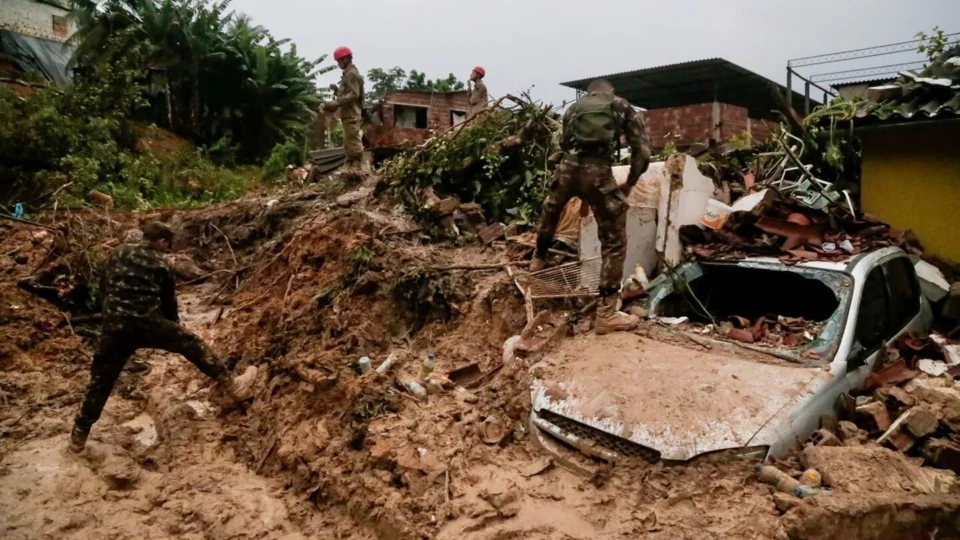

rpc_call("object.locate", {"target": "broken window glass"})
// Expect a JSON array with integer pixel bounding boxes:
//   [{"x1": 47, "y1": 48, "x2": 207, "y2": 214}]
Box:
[
  {"x1": 647, "y1": 261, "x2": 853, "y2": 359},
  {"x1": 655, "y1": 263, "x2": 841, "y2": 323},
  {"x1": 855, "y1": 267, "x2": 887, "y2": 352}
]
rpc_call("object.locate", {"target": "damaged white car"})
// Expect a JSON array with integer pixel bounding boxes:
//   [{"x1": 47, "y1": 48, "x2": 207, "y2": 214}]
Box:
[{"x1": 530, "y1": 246, "x2": 933, "y2": 463}]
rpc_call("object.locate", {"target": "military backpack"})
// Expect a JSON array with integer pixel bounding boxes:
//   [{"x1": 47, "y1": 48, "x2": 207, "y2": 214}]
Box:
[{"x1": 566, "y1": 93, "x2": 619, "y2": 153}]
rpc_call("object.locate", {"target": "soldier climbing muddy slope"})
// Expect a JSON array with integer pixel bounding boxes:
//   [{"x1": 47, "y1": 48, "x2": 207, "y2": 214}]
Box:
[{"x1": 69, "y1": 222, "x2": 256, "y2": 453}]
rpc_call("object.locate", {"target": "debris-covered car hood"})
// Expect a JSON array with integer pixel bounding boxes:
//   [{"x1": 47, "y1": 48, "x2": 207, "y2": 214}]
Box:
[{"x1": 531, "y1": 332, "x2": 823, "y2": 461}]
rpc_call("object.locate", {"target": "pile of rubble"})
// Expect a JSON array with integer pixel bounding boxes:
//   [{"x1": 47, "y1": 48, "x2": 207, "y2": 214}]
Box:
[{"x1": 757, "y1": 331, "x2": 960, "y2": 506}]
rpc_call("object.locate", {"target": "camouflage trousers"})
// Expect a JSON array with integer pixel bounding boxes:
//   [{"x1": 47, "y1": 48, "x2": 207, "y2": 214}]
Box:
[
  {"x1": 74, "y1": 316, "x2": 228, "y2": 435},
  {"x1": 535, "y1": 156, "x2": 627, "y2": 296},
  {"x1": 342, "y1": 117, "x2": 363, "y2": 168}
]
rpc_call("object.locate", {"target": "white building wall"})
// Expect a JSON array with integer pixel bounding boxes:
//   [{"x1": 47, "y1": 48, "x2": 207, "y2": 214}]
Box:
[{"x1": 0, "y1": 0, "x2": 75, "y2": 42}]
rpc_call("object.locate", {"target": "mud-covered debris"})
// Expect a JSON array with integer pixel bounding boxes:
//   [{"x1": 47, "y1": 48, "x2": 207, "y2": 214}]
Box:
[
  {"x1": 480, "y1": 416, "x2": 508, "y2": 445},
  {"x1": 920, "y1": 438, "x2": 960, "y2": 473},
  {"x1": 855, "y1": 401, "x2": 892, "y2": 434},
  {"x1": 515, "y1": 311, "x2": 569, "y2": 356},
  {"x1": 904, "y1": 407, "x2": 940, "y2": 438},
  {"x1": 335, "y1": 187, "x2": 372, "y2": 207},
  {"x1": 448, "y1": 363, "x2": 484, "y2": 388},
  {"x1": 88, "y1": 189, "x2": 114, "y2": 210},
  {"x1": 773, "y1": 492, "x2": 801, "y2": 513},
  {"x1": 801, "y1": 445, "x2": 959, "y2": 494},
  {"x1": 519, "y1": 458, "x2": 554, "y2": 478},
  {"x1": 808, "y1": 428, "x2": 842, "y2": 447},
  {"x1": 837, "y1": 421, "x2": 867, "y2": 445},
  {"x1": 99, "y1": 453, "x2": 141, "y2": 491},
  {"x1": 478, "y1": 223, "x2": 506, "y2": 245}
]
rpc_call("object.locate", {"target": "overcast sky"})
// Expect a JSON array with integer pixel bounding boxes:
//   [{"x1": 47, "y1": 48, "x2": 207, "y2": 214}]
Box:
[{"x1": 231, "y1": 0, "x2": 958, "y2": 107}]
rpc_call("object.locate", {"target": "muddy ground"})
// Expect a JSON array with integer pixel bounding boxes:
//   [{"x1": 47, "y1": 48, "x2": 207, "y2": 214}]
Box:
[{"x1": 2, "y1": 184, "x2": 959, "y2": 539}]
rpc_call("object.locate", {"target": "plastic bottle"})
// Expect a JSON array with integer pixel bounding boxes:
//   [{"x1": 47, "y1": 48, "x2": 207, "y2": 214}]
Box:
[
  {"x1": 756, "y1": 464, "x2": 801, "y2": 494},
  {"x1": 358, "y1": 357, "x2": 372, "y2": 374},
  {"x1": 422, "y1": 353, "x2": 436, "y2": 379},
  {"x1": 375, "y1": 352, "x2": 399, "y2": 375},
  {"x1": 794, "y1": 485, "x2": 828, "y2": 498},
  {"x1": 800, "y1": 468, "x2": 822, "y2": 488}
]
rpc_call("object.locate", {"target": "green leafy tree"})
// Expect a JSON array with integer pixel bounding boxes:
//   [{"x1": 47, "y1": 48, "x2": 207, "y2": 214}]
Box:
[
  {"x1": 366, "y1": 66, "x2": 407, "y2": 103},
  {"x1": 404, "y1": 70, "x2": 465, "y2": 92},
  {"x1": 69, "y1": 0, "x2": 328, "y2": 161}
]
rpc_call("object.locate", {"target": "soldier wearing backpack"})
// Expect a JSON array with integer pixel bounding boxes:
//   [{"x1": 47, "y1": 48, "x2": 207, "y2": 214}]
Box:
[{"x1": 531, "y1": 78, "x2": 651, "y2": 334}]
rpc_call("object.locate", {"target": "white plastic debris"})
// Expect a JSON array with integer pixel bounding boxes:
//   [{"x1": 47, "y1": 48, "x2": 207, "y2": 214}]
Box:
[
  {"x1": 185, "y1": 400, "x2": 214, "y2": 418},
  {"x1": 918, "y1": 359, "x2": 950, "y2": 377},
  {"x1": 656, "y1": 316, "x2": 689, "y2": 326},
  {"x1": 931, "y1": 333, "x2": 960, "y2": 366},
  {"x1": 502, "y1": 335, "x2": 521, "y2": 363},
  {"x1": 915, "y1": 260, "x2": 950, "y2": 303}
]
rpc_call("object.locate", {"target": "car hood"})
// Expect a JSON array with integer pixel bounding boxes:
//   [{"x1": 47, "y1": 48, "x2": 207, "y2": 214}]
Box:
[{"x1": 531, "y1": 332, "x2": 823, "y2": 461}]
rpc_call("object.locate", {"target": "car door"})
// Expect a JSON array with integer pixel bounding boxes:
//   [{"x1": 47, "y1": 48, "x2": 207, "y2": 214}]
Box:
[{"x1": 846, "y1": 255, "x2": 924, "y2": 387}]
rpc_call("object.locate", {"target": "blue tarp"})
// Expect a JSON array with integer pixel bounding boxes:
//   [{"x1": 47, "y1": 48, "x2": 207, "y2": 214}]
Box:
[{"x1": 0, "y1": 30, "x2": 74, "y2": 85}]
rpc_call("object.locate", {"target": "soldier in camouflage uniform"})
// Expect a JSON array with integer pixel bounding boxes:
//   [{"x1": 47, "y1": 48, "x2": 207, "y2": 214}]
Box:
[
  {"x1": 531, "y1": 79, "x2": 651, "y2": 334},
  {"x1": 69, "y1": 223, "x2": 249, "y2": 453},
  {"x1": 324, "y1": 46, "x2": 365, "y2": 170},
  {"x1": 468, "y1": 66, "x2": 488, "y2": 119}
]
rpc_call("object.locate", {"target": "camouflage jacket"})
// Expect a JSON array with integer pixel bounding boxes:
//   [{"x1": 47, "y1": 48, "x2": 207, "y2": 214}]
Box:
[
  {"x1": 561, "y1": 94, "x2": 651, "y2": 182},
  {"x1": 469, "y1": 80, "x2": 488, "y2": 111},
  {"x1": 100, "y1": 244, "x2": 178, "y2": 323},
  {"x1": 335, "y1": 64, "x2": 365, "y2": 120}
]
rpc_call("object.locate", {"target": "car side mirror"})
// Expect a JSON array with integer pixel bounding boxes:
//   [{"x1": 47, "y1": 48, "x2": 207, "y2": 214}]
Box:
[{"x1": 847, "y1": 342, "x2": 866, "y2": 372}]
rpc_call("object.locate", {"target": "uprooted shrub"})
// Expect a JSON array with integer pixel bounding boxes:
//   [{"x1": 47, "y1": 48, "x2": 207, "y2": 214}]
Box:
[{"x1": 380, "y1": 95, "x2": 560, "y2": 227}]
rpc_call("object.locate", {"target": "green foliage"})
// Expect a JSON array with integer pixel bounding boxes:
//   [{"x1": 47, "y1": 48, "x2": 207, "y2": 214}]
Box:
[
  {"x1": 381, "y1": 96, "x2": 559, "y2": 228},
  {"x1": 366, "y1": 66, "x2": 407, "y2": 102},
  {"x1": 406, "y1": 71, "x2": 465, "y2": 92},
  {"x1": 799, "y1": 99, "x2": 862, "y2": 192},
  {"x1": 917, "y1": 26, "x2": 948, "y2": 64},
  {"x1": 652, "y1": 141, "x2": 678, "y2": 162},
  {"x1": 365, "y1": 66, "x2": 465, "y2": 105},
  {"x1": 0, "y1": 28, "x2": 256, "y2": 210},
  {"x1": 728, "y1": 131, "x2": 754, "y2": 151},
  {"x1": 70, "y1": 0, "x2": 328, "y2": 161},
  {"x1": 261, "y1": 139, "x2": 303, "y2": 181}
]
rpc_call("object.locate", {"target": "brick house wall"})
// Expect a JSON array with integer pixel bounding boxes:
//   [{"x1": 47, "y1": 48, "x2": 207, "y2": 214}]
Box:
[
  {"x1": 379, "y1": 90, "x2": 470, "y2": 130},
  {"x1": 367, "y1": 90, "x2": 471, "y2": 149},
  {"x1": 643, "y1": 102, "x2": 775, "y2": 150}
]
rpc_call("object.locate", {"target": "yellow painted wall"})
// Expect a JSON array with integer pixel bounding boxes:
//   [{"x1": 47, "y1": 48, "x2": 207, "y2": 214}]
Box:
[{"x1": 861, "y1": 121, "x2": 960, "y2": 263}]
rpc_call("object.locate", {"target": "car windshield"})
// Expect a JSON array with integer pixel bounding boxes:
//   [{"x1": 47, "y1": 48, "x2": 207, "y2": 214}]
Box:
[{"x1": 646, "y1": 260, "x2": 854, "y2": 363}]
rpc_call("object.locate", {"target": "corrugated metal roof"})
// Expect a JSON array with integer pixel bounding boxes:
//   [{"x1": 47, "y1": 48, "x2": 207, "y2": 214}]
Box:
[
  {"x1": 855, "y1": 46, "x2": 960, "y2": 125},
  {"x1": 560, "y1": 58, "x2": 813, "y2": 120}
]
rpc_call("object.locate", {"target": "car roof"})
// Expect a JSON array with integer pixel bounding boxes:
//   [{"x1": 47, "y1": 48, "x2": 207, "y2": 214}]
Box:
[{"x1": 710, "y1": 246, "x2": 907, "y2": 274}]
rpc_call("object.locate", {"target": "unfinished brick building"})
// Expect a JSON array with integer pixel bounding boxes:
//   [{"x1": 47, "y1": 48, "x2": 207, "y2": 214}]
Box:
[
  {"x1": 365, "y1": 90, "x2": 471, "y2": 151},
  {"x1": 562, "y1": 58, "x2": 811, "y2": 151}
]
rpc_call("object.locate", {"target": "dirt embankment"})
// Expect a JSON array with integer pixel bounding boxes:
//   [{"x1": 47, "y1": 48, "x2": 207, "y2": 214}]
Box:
[{"x1": 2, "y1": 185, "x2": 959, "y2": 539}]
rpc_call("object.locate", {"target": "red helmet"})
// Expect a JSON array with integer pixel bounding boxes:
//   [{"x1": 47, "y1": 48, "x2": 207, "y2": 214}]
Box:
[
  {"x1": 473, "y1": 66, "x2": 486, "y2": 77},
  {"x1": 333, "y1": 46, "x2": 353, "y2": 61}
]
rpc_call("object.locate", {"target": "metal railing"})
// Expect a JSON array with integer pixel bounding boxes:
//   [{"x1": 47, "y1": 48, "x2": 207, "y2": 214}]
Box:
[{"x1": 785, "y1": 33, "x2": 959, "y2": 113}]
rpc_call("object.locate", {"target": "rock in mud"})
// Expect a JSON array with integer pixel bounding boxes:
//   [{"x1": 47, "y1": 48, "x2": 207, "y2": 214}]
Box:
[
  {"x1": 773, "y1": 492, "x2": 801, "y2": 513},
  {"x1": 100, "y1": 453, "x2": 141, "y2": 491}
]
